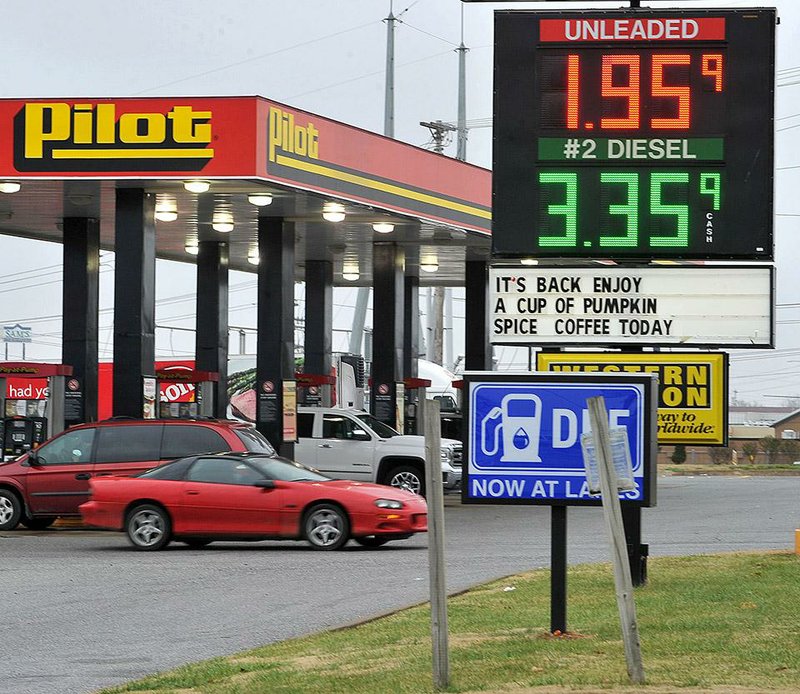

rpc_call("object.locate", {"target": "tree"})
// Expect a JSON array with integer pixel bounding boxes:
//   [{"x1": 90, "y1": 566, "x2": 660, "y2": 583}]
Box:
[
  {"x1": 741, "y1": 441, "x2": 759, "y2": 464},
  {"x1": 780, "y1": 439, "x2": 800, "y2": 464},
  {"x1": 758, "y1": 436, "x2": 782, "y2": 465},
  {"x1": 708, "y1": 447, "x2": 733, "y2": 465},
  {"x1": 671, "y1": 444, "x2": 686, "y2": 464}
]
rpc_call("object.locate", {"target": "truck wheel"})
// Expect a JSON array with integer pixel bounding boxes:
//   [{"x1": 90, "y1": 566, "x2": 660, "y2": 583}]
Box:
[
  {"x1": 387, "y1": 465, "x2": 425, "y2": 497},
  {"x1": 0, "y1": 489, "x2": 23, "y2": 531}
]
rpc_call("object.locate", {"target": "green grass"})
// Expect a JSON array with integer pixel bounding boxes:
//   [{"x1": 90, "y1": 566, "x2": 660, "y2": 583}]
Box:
[{"x1": 101, "y1": 552, "x2": 800, "y2": 693}]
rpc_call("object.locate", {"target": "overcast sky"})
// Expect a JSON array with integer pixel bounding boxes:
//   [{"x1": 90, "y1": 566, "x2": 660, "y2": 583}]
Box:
[{"x1": 0, "y1": 0, "x2": 797, "y2": 405}]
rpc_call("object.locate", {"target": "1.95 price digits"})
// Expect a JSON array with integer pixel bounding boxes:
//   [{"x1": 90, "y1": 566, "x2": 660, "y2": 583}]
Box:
[
  {"x1": 540, "y1": 50, "x2": 726, "y2": 133},
  {"x1": 538, "y1": 170, "x2": 721, "y2": 249}
]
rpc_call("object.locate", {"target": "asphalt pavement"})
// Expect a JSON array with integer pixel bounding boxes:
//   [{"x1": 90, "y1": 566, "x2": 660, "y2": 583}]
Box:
[{"x1": 1, "y1": 475, "x2": 798, "y2": 694}]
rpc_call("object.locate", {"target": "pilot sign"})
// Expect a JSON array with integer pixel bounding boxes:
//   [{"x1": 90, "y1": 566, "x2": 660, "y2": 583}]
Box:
[{"x1": 462, "y1": 372, "x2": 657, "y2": 507}]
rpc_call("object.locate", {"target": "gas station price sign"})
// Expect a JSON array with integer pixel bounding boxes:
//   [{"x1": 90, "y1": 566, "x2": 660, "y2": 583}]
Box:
[{"x1": 492, "y1": 9, "x2": 776, "y2": 260}]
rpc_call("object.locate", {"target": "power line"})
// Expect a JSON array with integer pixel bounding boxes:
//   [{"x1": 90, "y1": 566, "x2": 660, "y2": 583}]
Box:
[{"x1": 134, "y1": 20, "x2": 379, "y2": 95}]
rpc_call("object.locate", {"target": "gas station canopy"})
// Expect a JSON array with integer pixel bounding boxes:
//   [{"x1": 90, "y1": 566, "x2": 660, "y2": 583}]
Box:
[{"x1": 0, "y1": 96, "x2": 491, "y2": 283}]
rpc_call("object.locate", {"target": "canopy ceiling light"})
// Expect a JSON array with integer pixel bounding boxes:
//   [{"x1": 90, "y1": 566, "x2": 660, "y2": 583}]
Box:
[
  {"x1": 372, "y1": 222, "x2": 395, "y2": 234},
  {"x1": 247, "y1": 193, "x2": 273, "y2": 207},
  {"x1": 520, "y1": 257, "x2": 538, "y2": 266},
  {"x1": 155, "y1": 198, "x2": 178, "y2": 222},
  {"x1": 212, "y1": 211, "x2": 234, "y2": 233},
  {"x1": 183, "y1": 180, "x2": 210, "y2": 194},
  {"x1": 0, "y1": 181, "x2": 21, "y2": 194},
  {"x1": 322, "y1": 202, "x2": 346, "y2": 223},
  {"x1": 185, "y1": 241, "x2": 199, "y2": 256},
  {"x1": 247, "y1": 247, "x2": 260, "y2": 265},
  {"x1": 342, "y1": 262, "x2": 360, "y2": 282},
  {"x1": 420, "y1": 256, "x2": 439, "y2": 273}
]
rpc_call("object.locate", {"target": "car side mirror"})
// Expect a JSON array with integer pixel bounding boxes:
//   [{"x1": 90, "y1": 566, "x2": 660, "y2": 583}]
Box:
[
  {"x1": 26, "y1": 450, "x2": 41, "y2": 466},
  {"x1": 254, "y1": 479, "x2": 276, "y2": 489},
  {"x1": 351, "y1": 429, "x2": 370, "y2": 441}
]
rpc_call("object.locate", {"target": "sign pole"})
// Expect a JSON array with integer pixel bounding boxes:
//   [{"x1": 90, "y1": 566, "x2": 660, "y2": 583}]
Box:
[
  {"x1": 587, "y1": 396, "x2": 645, "y2": 684},
  {"x1": 424, "y1": 397, "x2": 450, "y2": 689},
  {"x1": 550, "y1": 504, "x2": 568, "y2": 633}
]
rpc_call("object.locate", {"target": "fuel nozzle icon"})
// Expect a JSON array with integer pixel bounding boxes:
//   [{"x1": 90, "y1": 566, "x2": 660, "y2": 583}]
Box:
[{"x1": 480, "y1": 393, "x2": 543, "y2": 463}]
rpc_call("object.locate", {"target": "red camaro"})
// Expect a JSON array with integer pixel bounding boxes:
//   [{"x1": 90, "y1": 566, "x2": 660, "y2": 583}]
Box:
[{"x1": 79, "y1": 452, "x2": 427, "y2": 551}]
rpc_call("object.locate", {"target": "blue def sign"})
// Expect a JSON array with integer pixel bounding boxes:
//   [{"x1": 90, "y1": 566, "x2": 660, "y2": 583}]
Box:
[{"x1": 462, "y1": 373, "x2": 657, "y2": 507}]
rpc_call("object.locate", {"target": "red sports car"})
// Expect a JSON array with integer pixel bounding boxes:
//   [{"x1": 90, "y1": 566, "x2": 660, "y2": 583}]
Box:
[{"x1": 79, "y1": 452, "x2": 427, "y2": 551}]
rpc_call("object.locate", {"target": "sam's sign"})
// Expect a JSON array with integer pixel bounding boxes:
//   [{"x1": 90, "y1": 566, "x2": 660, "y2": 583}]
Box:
[
  {"x1": 537, "y1": 352, "x2": 728, "y2": 446},
  {"x1": 14, "y1": 102, "x2": 214, "y2": 171}
]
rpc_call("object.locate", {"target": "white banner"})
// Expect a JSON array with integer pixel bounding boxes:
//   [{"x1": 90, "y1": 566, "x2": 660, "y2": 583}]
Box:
[{"x1": 489, "y1": 266, "x2": 773, "y2": 347}]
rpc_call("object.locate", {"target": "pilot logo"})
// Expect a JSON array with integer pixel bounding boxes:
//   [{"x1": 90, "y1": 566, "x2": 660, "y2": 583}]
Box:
[
  {"x1": 268, "y1": 106, "x2": 319, "y2": 163},
  {"x1": 14, "y1": 102, "x2": 215, "y2": 172}
]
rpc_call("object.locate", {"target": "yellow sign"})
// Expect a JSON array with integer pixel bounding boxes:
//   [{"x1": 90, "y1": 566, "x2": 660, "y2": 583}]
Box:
[
  {"x1": 536, "y1": 352, "x2": 728, "y2": 445},
  {"x1": 282, "y1": 380, "x2": 298, "y2": 443}
]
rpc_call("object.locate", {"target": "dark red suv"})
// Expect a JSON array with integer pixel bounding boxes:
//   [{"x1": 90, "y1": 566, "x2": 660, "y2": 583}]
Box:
[{"x1": 0, "y1": 418, "x2": 275, "y2": 531}]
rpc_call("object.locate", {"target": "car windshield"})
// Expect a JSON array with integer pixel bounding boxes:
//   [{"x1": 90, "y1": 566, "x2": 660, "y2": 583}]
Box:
[
  {"x1": 234, "y1": 427, "x2": 276, "y2": 454},
  {"x1": 248, "y1": 456, "x2": 331, "y2": 482},
  {"x1": 355, "y1": 413, "x2": 400, "y2": 438}
]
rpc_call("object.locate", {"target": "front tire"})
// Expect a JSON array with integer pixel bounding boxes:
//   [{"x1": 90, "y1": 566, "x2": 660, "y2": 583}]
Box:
[
  {"x1": 303, "y1": 503, "x2": 349, "y2": 550},
  {"x1": 387, "y1": 465, "x2": 425, "y2": 497},
  {"x1": 126, "y1": 504, "x2": 172, "y2": 551},
  {"x1": 0, "y1": 489, "x2": 23, "y2": 531}
]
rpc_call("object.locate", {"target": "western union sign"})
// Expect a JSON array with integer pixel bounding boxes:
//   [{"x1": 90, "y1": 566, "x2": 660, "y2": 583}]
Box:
[{"x1": 536, "y1": 352, "x2": 728, "y2": 445}]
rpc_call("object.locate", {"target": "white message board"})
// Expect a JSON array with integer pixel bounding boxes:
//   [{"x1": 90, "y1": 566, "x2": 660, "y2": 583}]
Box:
[{"x1": 490, "y1": 266, "x2": 773, "y2": 347}]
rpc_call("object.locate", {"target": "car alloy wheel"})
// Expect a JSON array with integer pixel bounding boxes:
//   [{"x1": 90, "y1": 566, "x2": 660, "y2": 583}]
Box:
[
  {"x1": 304, "y1": 503, "x2": 349, "y2": 550},
  {"x1": 0, "y1": 490, "x2": 22, "y2": 531},
  {"x1": 388, "y1": 465, "x2": 425, "y2": 496},
  {"x1": 126, "y1": 504, "x2": 171, "y2": 551}
]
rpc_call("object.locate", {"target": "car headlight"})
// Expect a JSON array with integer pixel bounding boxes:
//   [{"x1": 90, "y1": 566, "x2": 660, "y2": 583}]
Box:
[
  {"x1": 440, "y1": 447, "x2": 454, "y2": 462},
  {"x1": 374, "y1": 498, "x2": 404, "y2": 509}
]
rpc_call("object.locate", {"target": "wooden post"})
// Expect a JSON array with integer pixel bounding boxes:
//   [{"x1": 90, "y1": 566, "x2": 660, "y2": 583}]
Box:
[
  {"x1": 424, "y1": 397, "x2": 449, "y2": 689},
  {"x1": 587, "y1": 396, "x2": 645, "y2": 685}
]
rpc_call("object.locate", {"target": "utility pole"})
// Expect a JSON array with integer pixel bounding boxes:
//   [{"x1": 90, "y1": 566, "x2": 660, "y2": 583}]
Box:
[
  {"x1": 456, "y1": 5, "x2": 469, "y2": 161},
  {"x1": 384, "y1": 1, "x2": 396, "y2": 138}
]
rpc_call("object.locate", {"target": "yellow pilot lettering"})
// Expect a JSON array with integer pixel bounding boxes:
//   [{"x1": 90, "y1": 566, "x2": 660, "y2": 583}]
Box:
[
  {"x1": 119, "y1": 113, "x2": 166, "y2": 143},
  {"x1": 168, "y1": 106, "x2": 211, "y2": 143},
  {"x1": 73, "y1": 104, "x2": 94, "y2": 144},
  {"x1": 21, "y1": 102, "x2": 214, "y2": 163},
  {"x1": 24, "y1": 102, "x2": 71, "y2": 158},
  {"x1": 269, "y1": 105, "x2": 319, "y2": 163}
]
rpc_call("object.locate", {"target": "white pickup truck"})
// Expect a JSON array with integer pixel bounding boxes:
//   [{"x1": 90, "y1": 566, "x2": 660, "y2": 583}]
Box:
[{"x1": 294, "y1": 407, "x2": 462, "y2": 496}]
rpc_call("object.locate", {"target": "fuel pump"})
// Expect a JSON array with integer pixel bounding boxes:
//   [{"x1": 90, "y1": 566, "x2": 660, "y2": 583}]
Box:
[
  {"x1": 0, "y1": 362, "x2": 73, "y2": 460},
  {"x1": 402, "y1": 377, "x2": 432, "y2": 435},
  {"x1": 155, "y1": 368, "x2": 219, "y2": 419}
]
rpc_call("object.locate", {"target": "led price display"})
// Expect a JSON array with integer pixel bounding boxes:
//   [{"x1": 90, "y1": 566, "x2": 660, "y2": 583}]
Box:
[{"x1": 492, "y1": 10, "x2": 775, "y2": 260}]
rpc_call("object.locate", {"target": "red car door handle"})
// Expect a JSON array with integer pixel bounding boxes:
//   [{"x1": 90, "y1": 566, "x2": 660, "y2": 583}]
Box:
[
  {"x1": 186, "y1": 490, "x2": 200, "y2": 495},
  {"x1": 75, "y1": 472, "x2": 91, "y2": 480}
]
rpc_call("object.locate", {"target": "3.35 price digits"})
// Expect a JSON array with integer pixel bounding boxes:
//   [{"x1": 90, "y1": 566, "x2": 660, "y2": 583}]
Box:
[{"x1": 538, "y1": 170, "x2": 721, "y2": 249}]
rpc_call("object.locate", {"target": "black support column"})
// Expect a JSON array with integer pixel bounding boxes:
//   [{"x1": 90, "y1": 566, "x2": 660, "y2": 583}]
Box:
[
  {"x1": 62, "y1": 217, "x2": 100, "y2": 423},
  {"x1": 112, "y1": 189, "x2": 156, "y2": 418},
  {"x1": 371, "y1": 242, "x2": 405, "y2": 429},
  {"x1": 304, "y1": 260, "x2": 333, "y2": 405},
  {"x1": 403, "y1": 274, "x2": 419, "y2": 433},
  {"x1": 195, "y1": 241, "x2": 229, "y2": 418},
  {"x1": 465, "y1": 258, "x2": 491, "y2": 371},
  {"x1": 256, "y1": 217, "x2": 295, "y2": 457}
]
